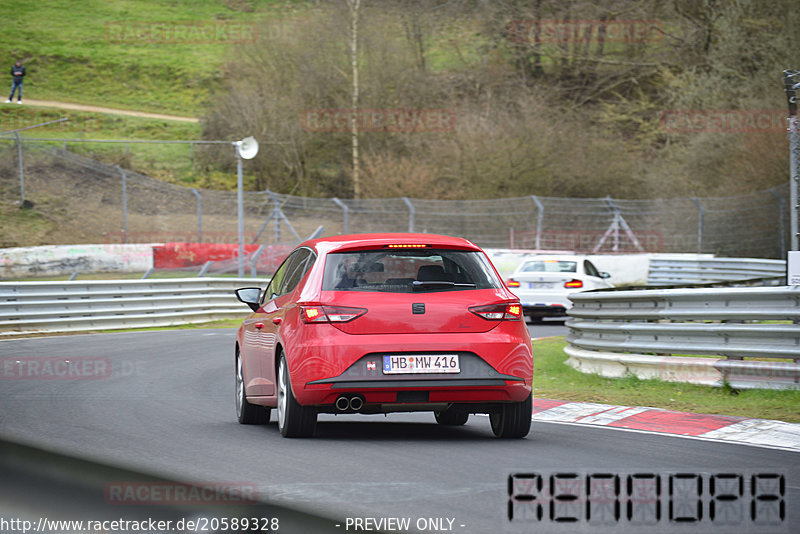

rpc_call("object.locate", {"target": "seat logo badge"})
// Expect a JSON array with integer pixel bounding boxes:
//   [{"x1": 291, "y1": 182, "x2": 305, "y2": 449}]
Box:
[{"x1": 412, "y1": 303, "x2": 425, "y2": 314}]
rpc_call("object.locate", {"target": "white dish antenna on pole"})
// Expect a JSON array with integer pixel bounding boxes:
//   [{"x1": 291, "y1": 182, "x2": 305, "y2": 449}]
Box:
[
  {"x1": 237, "y1": 136, "x2": 259, "y2": 160},
  {"x1": 235, "y1": 136, "x2": 259, "y2": 277}
]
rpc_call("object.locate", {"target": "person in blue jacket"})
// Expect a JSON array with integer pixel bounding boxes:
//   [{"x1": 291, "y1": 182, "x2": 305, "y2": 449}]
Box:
[{"x1": 6, "y1": 61, "x2": 25, "y2": 103}]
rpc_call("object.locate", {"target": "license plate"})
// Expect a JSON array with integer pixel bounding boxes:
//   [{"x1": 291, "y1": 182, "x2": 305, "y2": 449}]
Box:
[
  {"x1": 382, "y1": 354, "x2": 460, "y2": 374},
  {"x1": 528, "y1": 282, "x2": 555, "y2": 289}
]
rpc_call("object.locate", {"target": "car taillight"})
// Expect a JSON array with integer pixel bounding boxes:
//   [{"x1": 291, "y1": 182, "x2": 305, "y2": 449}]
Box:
[
  {"x1": 300, "y1": 305, "x2": 366, "y2": 323},
  {"x1": 564, "y1": 279, "x2": 583, "y2": 289},
  {"x1": 506, "y1": 279, "x2": 521, "y2": 288},
  {"x1": 469, "y1": 303, "x2": 523, "y2": 321}
]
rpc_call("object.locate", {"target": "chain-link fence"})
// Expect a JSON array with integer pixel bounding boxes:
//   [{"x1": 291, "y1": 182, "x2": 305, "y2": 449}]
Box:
[{"x1": 0, "y1": 138, "x2": 789, "y2": 263}]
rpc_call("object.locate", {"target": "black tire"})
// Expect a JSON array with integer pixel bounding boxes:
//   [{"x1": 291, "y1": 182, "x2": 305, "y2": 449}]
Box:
[
  {"x1": 490, "y1": 395, "x2": 532, "y2": 438},
  {"x1": 277, "y1": 356, "x2": 317, "y2": 438},
  {"x1": 235, "y1": 352, "x2": 270, "y2": 425},
  {"x1": 434, "y1": 407, "x2": 469, "y2": 426}
]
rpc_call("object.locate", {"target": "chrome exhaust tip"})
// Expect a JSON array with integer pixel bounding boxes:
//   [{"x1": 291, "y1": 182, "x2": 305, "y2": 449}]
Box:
[
  {"x1": 335, "y1": 396, "x2": 350, "y2": 411},
  {"x1": 349, "y1": 396, "x2": 364, "y2": 412}
]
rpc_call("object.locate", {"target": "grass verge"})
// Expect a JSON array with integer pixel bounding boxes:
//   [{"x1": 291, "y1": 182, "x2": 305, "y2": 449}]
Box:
[{"x1": 533, "y1": 337, "x2": 800, "y2": 424}]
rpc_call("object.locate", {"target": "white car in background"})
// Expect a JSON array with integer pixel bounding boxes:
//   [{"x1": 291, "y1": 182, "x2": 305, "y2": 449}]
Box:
[{"x1": 505, "y1": 255, "x2": 613, "y2": 322}]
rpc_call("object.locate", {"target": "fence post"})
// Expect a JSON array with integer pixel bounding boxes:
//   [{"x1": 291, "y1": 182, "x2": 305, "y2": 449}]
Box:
[
  {"x1": 609, "y1": 197, "x2": 619, "y2": 251},
  {"x1": 252, "y1": 189, "x2": 299, "y2": 245},
  {"x1": 691, "y1": 197, "x2": 704, "y2": 253},
  {"x1": 198, "y1": 261, "x2": 212, "y2": 277},
  {"x1": 332, "y1": 197, "x2": 349, "y2": 234},
  {"x1": 307, "y1": 225, "x2": 324, "y2": 240},
  {"x1": 270, "y1": 190, "x2": 281, "y2": 243},
  {"x1": 789, "y1": 114, "x2": 800, "y2": 251},
  {"x1": 115, "y1": 165, "x2": 128, "y2": 244},
  {"x1": 15, "y1": 131, "x2": 24, "y2": 203},
  {"x1": 191, "y1": 188, "x2": 202, "y2": 243},
  {"x1": 402, "y1": 197, "x2": 415, "y2": 232},
  {"x1": 250, "y1": 245, "x2": 265, "y2": 278},
  {"x1": 531, "y1": 195, "x2": 543, "y2": 249},
  {"x1": 783, "y1": 70, "x2": 799, "y2": 251},
  {"x1": 770, "y1": 188, "x2": 787, "y2": 257}
]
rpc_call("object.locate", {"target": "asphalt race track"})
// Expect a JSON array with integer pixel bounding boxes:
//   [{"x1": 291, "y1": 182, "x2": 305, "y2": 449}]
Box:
[{"x1": 1, "y1": 329, "x2": 797, "y2": 534}]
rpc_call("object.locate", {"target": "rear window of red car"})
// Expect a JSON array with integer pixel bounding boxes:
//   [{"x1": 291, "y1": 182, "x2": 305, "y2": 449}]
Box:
[{"x1": 321, "y1": 249, "x2": 502, "y2": 292}]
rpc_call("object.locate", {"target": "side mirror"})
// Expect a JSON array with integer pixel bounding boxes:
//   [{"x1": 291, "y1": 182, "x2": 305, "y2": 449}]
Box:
[
  {"x1": 235, "y1": 287, "x2": 261, "y2": 312},
  {"x1": 600, "y1": 272, "x2": 611, "y2": 279}
]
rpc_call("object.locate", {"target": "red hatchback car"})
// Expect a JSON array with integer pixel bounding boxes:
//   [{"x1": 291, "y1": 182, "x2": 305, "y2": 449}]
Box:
[{"x1": 234, "y1": 233, "x2": 533, "y2": 438}]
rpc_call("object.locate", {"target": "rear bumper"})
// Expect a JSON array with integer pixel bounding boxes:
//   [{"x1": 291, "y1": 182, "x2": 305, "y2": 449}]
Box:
[
  {"x1": 303, "y1": 381, "x2": 532, "y2": 413},
  {"x1": 288, "y1": 326, "x2": 533, "y2": 407}
]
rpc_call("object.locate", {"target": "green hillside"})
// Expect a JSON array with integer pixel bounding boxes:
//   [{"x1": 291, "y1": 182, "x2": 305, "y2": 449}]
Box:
[
  {"x1": 0, "y1": 0, "x2": 796, "y2": 201},
  {"x1": 0, "y1": 0, "x2": 292, "y2": 116}
]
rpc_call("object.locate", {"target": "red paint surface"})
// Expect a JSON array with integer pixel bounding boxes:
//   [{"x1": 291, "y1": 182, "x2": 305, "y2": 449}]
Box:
[
  {"x1": 533, "y1": 398, "x2": 569, "y2": 413},
  {"x1": 153, "y1": 243, "x2": 292, "y2": 271},
  {"x1": 608, "y1": 410, "x2": 745, "y2": 436}
]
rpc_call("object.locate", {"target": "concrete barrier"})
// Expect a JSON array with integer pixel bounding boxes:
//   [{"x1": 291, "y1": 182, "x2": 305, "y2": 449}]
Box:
[
  {"x1": 0, "y1": 243, "x2": 775, "y2": 287},
  {"x1": 0, "y1": 244, "x2": 153, "y2": 278}
]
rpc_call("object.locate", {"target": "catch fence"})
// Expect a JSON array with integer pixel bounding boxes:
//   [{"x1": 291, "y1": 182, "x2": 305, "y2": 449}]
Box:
[{"x1": 0, "y1": 139, "x2": 790, "y2": 264}]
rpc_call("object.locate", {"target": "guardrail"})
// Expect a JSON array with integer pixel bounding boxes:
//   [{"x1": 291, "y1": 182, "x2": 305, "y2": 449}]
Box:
[
  {"x1": 647, "y1": 257, "x2": 786, "y2": 286},
  {"x1": 565, "y1": 286, "x2": 800, "y2": 390},
  {"x1": 0, "y1": 278, "x2": 262, "y2": 336}
]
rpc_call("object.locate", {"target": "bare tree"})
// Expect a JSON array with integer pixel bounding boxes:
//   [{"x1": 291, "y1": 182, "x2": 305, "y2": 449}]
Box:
[
  {"x1": 346, "y1": 0, "x2": 361, "y2": 198},
  {"x1": 199, "y1": 0, "x2": 796, "y2": 201}
]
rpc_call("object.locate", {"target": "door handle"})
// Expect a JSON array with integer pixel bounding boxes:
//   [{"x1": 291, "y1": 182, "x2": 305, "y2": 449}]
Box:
[
  {"x1": 272, "y1": 318, "x2": 282, "y2": 325},
  {"x1": 254, "y1": 322, "x2": 264, "y2": 329}
]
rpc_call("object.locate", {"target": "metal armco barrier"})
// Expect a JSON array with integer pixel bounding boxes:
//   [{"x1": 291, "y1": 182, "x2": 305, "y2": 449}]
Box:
[
  {"x1": 565, "y1": 286, "x2": 800, "y2": 389},
  {"x1": 0, "y1": 278, "x2": 262, "y2": 335},
  {"x1": 647, "y1": 257, "x2": 786, "y2": 286}
]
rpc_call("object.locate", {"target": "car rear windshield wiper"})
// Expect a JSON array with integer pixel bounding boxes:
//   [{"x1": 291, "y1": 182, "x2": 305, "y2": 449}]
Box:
[{"x1": 412, "y1": 280, "x2": 477, "y2": 291}]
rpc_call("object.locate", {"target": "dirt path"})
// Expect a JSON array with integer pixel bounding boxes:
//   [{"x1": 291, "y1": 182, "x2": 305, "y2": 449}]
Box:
[{"x1": 10, "y1": 98, "x2": 199, "y2": 123}]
